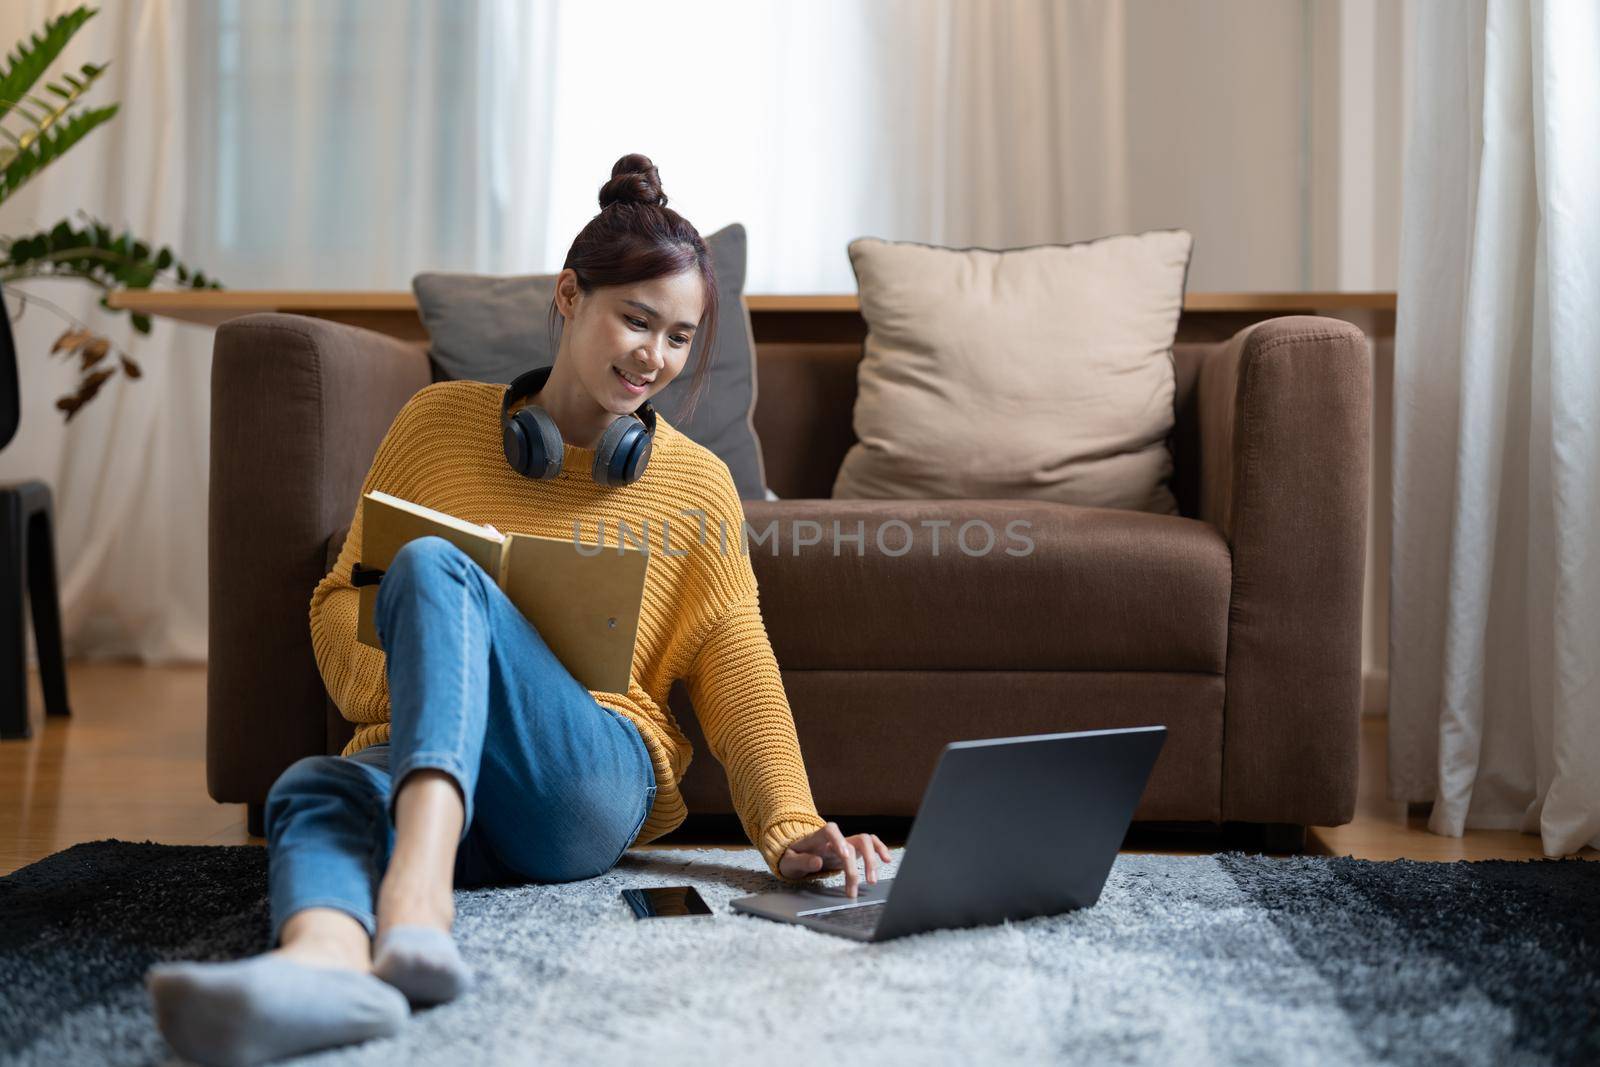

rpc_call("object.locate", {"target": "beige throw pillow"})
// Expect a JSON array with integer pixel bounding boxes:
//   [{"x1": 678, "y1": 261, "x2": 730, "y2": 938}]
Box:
[{"x1": 832, "y1": 231, "x2": 1193, "y2": 514}]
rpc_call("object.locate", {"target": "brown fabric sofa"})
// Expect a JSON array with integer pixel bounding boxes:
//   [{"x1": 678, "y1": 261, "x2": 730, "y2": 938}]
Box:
[{"x1": 207, "y1": 313, "x2": 1371, "y2": 845}]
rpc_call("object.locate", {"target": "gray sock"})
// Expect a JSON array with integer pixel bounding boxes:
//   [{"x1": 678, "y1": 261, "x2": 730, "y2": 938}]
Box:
[
  {"x1": 145, "y1": 954, "x2": 409, "y2": 1066},
  {"x1": 372, "y1": 925, "x2": 475, "y2": 1007}
]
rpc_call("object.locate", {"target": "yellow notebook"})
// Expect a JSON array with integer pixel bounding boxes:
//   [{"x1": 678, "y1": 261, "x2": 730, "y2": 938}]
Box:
[{"x1": 353, "y1": 490, "x2": 648, "y2": 693}]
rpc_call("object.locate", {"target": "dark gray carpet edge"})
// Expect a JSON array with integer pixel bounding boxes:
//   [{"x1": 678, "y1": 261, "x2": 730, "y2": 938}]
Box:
[
  {"x1": 1214, "y1": 854, "x2": 1600, "y2": 1064},
  {"x1": 1, "y1": 841, "x2": 275, "y2": 1065},
  {"x1": 0, "y1": 840, "x2": 1596, "y2": 1065}
]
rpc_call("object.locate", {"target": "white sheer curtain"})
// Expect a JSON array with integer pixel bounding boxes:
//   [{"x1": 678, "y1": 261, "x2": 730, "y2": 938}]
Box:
[
  {"x1": 187, "y1": 0, "x2": 560, "y2": 284},
  {"x1": 538, "y1": 0, "x2": 1131, "y2": 292},
  {"x1": 1390, "y1": 0, "x2": 1600, "y2": 855}
]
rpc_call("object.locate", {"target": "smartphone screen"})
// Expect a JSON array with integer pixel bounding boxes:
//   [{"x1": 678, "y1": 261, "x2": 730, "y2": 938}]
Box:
[{"x1": 622, "y1": 886, "x2": 713, "y2": 918}]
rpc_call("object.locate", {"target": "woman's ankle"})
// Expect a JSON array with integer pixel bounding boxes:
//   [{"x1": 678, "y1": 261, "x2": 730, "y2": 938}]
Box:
[
  {"x1": 372, "y1": 768, "x2": 462, "y2": 941},
  {"x1": 375, "y1": 875, "x2": 455, "y2": 939},
  {"x1": 276, "y1": 908, "x2": 373, "y2": 973}
]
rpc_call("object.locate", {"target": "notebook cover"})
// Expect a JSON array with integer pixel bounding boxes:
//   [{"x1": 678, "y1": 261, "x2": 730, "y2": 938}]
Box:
[{"x1": 354, "y1": 491, "x2": 648, "y2": 693}]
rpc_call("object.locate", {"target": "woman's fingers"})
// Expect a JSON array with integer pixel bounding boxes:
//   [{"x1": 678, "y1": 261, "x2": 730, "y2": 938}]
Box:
[
  {"x1": 810, "y1": 827, "x2": 894, "y2": 894},
  {"x1": 854, "y1": 834, "x2": 881, "y2": 885},
  {"x1": 872, "y1": 834, "x2": 893, "y2": 863},
  {"x1": 824, "y1": 822, "x2": 859, "y2": 897}
]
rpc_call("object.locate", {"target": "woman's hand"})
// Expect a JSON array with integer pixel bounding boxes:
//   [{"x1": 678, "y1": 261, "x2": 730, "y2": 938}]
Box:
[{"x1": 778, "y1": 821, "x2": 893, "y2": 897}]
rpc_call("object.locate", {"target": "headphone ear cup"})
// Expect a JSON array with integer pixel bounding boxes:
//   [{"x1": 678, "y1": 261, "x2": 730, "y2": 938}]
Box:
[
  {"x1": 502, "y1": 416, "x2": 527, "y2": 471},
  {"x1": 621, "y1": 432, "x2": 653, "y2": 483},
  {"x1": 506, "y1": 406, "x2": 564, "y2": 479},
  {"x1": 593, "y1": 415, "x2": 651, "y2": 486}
]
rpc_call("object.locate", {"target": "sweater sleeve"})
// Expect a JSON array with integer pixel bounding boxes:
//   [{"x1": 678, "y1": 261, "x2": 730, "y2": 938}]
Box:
[
  {"x1": 308, "y1": 505, "x2": 390, "y2": 727},
  {"x1": 307, "y1": 391, "x2": 430, "y2": 728},
  {"x1": 684, "y1": 590, "x2": 831, "y2": 883}
]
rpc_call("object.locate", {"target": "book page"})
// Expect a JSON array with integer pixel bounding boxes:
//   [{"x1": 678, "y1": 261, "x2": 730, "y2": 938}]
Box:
[{"x1": 365, "y1": 490, "x2": 504, "y2": 542}]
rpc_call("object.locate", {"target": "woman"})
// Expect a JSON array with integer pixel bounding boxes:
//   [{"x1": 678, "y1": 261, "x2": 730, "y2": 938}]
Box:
[{"x1": 146, "y1": 153, "x2": 892, "y2": 1066}]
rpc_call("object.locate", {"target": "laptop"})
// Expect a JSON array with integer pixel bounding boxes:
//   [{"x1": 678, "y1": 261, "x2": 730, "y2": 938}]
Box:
[{"x1": 729, "y1": 725, "x2": 1166, "y2": 942}]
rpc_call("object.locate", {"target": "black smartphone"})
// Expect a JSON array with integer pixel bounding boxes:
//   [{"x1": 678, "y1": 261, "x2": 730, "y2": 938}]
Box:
[{"x1": 622, "y1": 886, "x2": 713, "y2": 919}]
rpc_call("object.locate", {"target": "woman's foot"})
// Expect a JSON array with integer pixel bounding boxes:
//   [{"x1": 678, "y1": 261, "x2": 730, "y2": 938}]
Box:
[
  {"x1": 372, "y1": 924, "x2": 476, "y2": 1008},
  {"x1": 374, "y1": 876, "x2": 471, "y2": 1006},
  {"x1": 145, "y1": 952, "x2": 408, "y2": 1066}
]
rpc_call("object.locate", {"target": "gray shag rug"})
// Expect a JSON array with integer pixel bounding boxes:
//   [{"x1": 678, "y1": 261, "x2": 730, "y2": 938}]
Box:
[{"x1": 1, "y1": 841, "x2": 1597, "y2": 1066}]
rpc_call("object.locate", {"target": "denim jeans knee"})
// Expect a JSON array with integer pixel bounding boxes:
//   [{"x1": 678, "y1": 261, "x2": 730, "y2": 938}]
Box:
[
  {"x1": 378, "y1": 535, "x2": 469, "y2": 604},
  {"x1": 393, "y1": 534, "x2": 467, "y2": 570}
]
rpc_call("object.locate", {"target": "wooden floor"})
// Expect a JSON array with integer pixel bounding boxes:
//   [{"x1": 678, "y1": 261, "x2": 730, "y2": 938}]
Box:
[{"x1": 3, "y1": 661, "x2": 1594, "y2": 876}]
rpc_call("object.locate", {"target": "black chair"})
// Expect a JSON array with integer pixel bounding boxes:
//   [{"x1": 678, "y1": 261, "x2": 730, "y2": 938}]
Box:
[{"x1": 1, "y1": 280, "x2": 71, "y2": 737}]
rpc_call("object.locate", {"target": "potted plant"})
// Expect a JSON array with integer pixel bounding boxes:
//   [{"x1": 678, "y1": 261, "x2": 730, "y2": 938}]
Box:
[{"x1": 0, "y1": 4, "x2": 219, "y2": 421}]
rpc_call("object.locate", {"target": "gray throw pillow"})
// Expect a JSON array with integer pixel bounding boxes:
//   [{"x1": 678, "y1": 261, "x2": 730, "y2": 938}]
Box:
[{"x1": 413, "y1": 223, "x2": 770, "y2": 500}]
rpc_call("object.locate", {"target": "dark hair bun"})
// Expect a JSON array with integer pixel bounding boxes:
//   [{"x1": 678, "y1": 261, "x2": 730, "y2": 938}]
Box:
[{"x1": 599, "y1": 153, "x2": 668, "y2": 210}]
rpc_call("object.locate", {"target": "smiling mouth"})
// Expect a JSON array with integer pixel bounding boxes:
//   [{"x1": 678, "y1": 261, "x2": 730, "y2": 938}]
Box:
[{"x1": 613, "y1": 367, "x2": 652, "y2": 388}]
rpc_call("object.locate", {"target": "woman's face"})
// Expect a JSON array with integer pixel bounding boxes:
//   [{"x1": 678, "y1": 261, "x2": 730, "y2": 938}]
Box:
[{"x1": 555, "y1": 267, "x2": 705, "y2": 419}]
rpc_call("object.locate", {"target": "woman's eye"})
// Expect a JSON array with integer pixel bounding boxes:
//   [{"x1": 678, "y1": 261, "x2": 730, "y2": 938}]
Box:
[{"x1": 625, "y1": 315, "x2": 686, "y2": 346}]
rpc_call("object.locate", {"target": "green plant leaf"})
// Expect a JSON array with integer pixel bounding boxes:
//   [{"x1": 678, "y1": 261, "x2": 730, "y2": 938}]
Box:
[
  {"x1": 5, "y1": 55, "x2": 110, "y2": 157},
  {"x1": 120, "y1": 261, "x2": 157, "y2": 288},
  {"x1": 1, "y1": 215, "x2": 225, "y2": 341},
  {"x1": 0, "y1": 8, "x2": 112, "y2": 211},
  {"x1": 0, "y1": 102, "x2": 117, "y2": 206},
  {"x1": 0, "y1": 6, "x2": 97, "y2": 129}
]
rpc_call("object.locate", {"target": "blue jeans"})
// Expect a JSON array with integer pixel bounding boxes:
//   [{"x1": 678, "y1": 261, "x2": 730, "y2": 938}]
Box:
[{"x1": 264, "y1": 536, "x2": 657, "y2": 946}]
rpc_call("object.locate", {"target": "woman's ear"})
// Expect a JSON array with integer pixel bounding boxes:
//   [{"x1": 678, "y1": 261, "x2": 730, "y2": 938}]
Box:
[{"x1": 554, "y1": 269, "x2": 582, "y2": 320}]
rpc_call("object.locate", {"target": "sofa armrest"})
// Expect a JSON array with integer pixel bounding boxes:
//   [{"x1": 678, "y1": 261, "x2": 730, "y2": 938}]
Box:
[
  {"x1": 1195, "y1": 315, "x2": 1371, "y2": 826},
  {"x1": 207, "y1": 313, "x2": 432, "y2": 808}
]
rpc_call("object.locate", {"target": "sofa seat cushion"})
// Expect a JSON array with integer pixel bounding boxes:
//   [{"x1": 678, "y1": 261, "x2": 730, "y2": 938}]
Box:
[
  {"x1": 326, "y1": 496, "x2": 1230, "y2": 676},
  {"x1": 739, "y1": 499, "x2": 1228, "y2": 674}
]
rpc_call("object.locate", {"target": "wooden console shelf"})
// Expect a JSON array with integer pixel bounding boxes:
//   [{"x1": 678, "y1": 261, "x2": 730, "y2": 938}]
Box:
[{"x1": 108, "y1": 289, "x2": 1396, "y2": 345}]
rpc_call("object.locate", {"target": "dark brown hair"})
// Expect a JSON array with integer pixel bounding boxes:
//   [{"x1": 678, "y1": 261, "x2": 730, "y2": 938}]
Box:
[{"x1": 547, "y1": 153, "x2": 719, "y2": 423}]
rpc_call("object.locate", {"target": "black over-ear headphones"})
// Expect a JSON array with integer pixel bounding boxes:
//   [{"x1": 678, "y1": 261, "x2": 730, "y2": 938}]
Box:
[{"x1": 500, "y1": 365, "x2": 657, "y2": 487}]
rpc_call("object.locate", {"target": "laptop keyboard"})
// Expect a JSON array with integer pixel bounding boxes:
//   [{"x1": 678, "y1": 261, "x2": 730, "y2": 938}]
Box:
[{"x1": 806, "y1": 902, "x2": 886, "y2": 934}]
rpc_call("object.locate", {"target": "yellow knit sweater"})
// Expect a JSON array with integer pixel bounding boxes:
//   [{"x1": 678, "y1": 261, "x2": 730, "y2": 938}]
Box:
[{"x1": 308, "y1": 380, "x2": 830, "y2": 883}]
